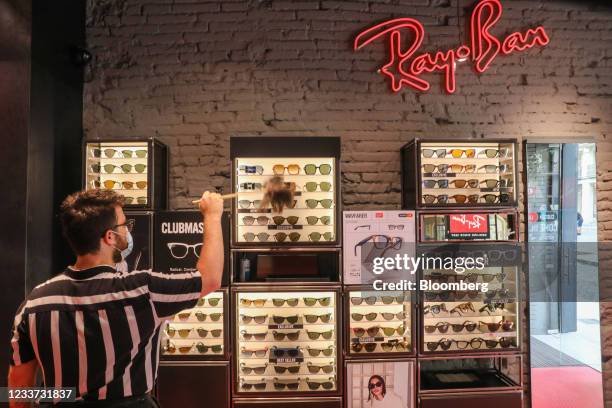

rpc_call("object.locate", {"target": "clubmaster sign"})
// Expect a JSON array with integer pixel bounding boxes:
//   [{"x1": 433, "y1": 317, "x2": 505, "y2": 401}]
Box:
[{"x1": 354, "y1": 0, "x2": 550, "y2": 94}]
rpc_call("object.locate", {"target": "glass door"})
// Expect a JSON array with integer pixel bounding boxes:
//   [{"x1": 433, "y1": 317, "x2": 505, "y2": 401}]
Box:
[{"x1": 526, "y1": 143, "x2": 602, "y2": 408}]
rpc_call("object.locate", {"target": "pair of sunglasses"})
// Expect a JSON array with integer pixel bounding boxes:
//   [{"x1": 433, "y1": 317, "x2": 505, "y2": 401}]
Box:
[
  {"x1": 238, "y1": 165, "x2": 264, "y2": 175},
  {"x1": 272, "y1": 315, "x2": 298, "y2": 324},
  {"x1": 272, "y1": 298, "x2": 299, "y2": 306},
  {"x1": 427, "y1": 321, "x2": 477, "y2": 334},
  {"x1": 240, "y1": 314, "x2": 267, "y2": 324},
  {"x1": 306, "y1": 330, "x2": 333, "y2": 340},
  {"x1": 422, "y1": 164, "x2": 476, "y2": 173},
  {"x1": 92, "y1": 163, "x2": 147, "y2": 173},
  {"x1": 240, "y1": 363, "x2": 267, "y2": 374},
  {"x1": 381, "y1": 340, "x2": 409, "y2": 352},
  {"x1": 274, "y1": 381, "x2": 300, "y2": 391},
  {"x1": 421, "y1": 148, "x2": 447, "y2": 158},
  {"x1": 353, "y1": 326, "x2": 405, "y2": 337},
  {"x1": 423, "y1": 194, "x2": 480, "y2": 204},
  {"x1": 92, "y1": 180, "x2": 147, "y2": 190},
  {"x1": 273, "y1": 164, "x2": 300, "y2": 175},
  {"x1": 305, "y1": 199, "x2": 333, "y2": 209},
  {"x1": 304, "y1": 297, "x2": 331, "y2": 306},
  {"x1": 241, "y1": 381, "x2": 267, "y2": 391},
  {"x1": 241, "y1": 330, "x2": 267, "y2": 341},
  {"x1": 479, "y1": 302, "x2": 506, "y2": 315},
  {"x1": 423, "y1": 179, "x2": 482, "y2": 189},
  {"x1": 450, "y1": 302, "x2": 476, "y2": 315},
  {"x1": 479, "y1": 164, "x2": 511, "y2": 173},
  {"x1": 351, "y1": 342, "x2": 376, "y2": 353},
  {"x1": 309, "y1": 232, "x2": 333, "y2": 242},
  {"x1": 306, "y1": 378, "x2": 334, "y2": 390},
  {"x1": 306, "y1": 216, "x2": 331, "y2": 225},
  {"x1": 478, "y1": 320, "x2": 514, "y2": 332},
  {"x1": 481, "y1": 193, "x2": 511, "y2": 203},
  {"x1": 243, "y1": 232, "x2": 300, "y2": 242},
  {"x1": 304, "y1": 164, "x2": 332, "y2": 175},
  {"x1": 304, "y1": 313, "x2": 331, "y2": 323},
  {"x1": 303, "y1": 181, "x2": 332, "y2": 192},
  {"x1": 454, "y1": 337, "x2": 516, "y2": 350},
  {"x1": 271, "y1": 347, "x2": 300, "y2": 357},
  {"x1": 272, "y1": 331, "x2": 300, "y2": 341},
  {"x1": 242, "y1": 216, "x2": 269, "y2": 226},
  {"x1": 350, "y1": 312, "x2": 405, "y2": 321},
  {"x1": 196, "y1": 297, "x2": 221, "y2": 307},
  {"x1": 423, "y1": 304, "x2": 448, "y2": 315},
  {"x1": 240, "y1": 182, "x2": 262, "y2": 191},
  {"x1": 240, "y1": 347, "x2": 268, "y2": 357},
  {"x1": 426, "y1": 339, "x2": 453, "y2": 351},
  {"x1": 306, "y1": 346, "x2": 334, "y2": 357},
  {"x1": 240, "y1": 298, "x2": 267, "y2": 307},
  {"x1": 124, "y1": 196, "x2": 147, "y2": 205},
  {"x1": 91, "y1": 148, "x2": 147, "y2": 158},
  {"x1": 273, "y1": 365, "x2": 299, "y2": 374},
  {"x1": 307, "y1": 363, "x2": 334, "y2": 374},
  {"x1": 272, "y1": 216, "x2": 299, "y2": 225},
  {"x1": 195, "y1": 328, "x2": 222, "y2": 338},
  {"x1": 478, "y1": 148, "x2": 508, "y2": 158},
  {"x1": 350, "y1": 295, "x2": 405, "y2": 305},
  {"x1": 193, "y1": 312, "x2": 222, "y2": 322}
]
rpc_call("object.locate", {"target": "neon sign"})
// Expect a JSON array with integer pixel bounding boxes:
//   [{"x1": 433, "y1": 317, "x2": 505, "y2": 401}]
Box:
[{"x1": 354, "y1": 0, "x2": 550, "y2": 94}]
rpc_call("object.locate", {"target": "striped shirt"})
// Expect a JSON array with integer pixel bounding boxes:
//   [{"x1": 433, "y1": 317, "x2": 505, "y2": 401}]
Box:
[{"x1": 9, "y1": 265, "x2": 202, "y2": 401}]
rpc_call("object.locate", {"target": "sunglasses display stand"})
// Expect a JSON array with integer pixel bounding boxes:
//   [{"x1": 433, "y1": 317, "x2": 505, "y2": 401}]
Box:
[
  {"x1": 82, "y1": 138, "x2": 168, "y2": 210},
  {"x1": 401, "y1": 139, "x2": 518, "y2": 209}
]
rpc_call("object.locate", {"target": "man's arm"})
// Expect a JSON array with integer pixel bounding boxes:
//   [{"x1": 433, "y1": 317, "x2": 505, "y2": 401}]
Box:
[
  {"x1": 8, "y1": 360, "x2": 38, "y2": 408},
  {"x1": 197, "y1": 191, "x2": 224, "y2": 297}
]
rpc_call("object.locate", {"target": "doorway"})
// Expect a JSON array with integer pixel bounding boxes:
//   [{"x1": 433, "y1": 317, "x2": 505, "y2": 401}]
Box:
[{"x1": 525, "y1": 143, "x2": 602, "y2": 408}]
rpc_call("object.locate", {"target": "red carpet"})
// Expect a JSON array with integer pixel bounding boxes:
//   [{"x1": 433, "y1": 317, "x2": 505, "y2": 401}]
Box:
[{"x1": 532, "y1": 366, "x2": 603, "y2": 408}]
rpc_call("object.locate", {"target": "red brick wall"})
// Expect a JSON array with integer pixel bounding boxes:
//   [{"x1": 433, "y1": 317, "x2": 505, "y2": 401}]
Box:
[{"x1": 84, "y1": 0, "x2": 612, "y2": 405}]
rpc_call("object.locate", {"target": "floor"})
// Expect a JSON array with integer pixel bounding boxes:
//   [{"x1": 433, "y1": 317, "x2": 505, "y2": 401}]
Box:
[{"x1": 531, "y1": 366, "x2": 604, "y2": 408}]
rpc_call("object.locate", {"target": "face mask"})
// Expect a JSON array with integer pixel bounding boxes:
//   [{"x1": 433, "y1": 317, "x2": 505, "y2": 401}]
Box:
[{"x1": 111, "y1": 230, "x2": 134, "y2": 261}]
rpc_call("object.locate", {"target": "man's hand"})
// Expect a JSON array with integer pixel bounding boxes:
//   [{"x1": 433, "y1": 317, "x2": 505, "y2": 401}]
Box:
[{"x1": 198, "y1": 191, "x2": 224, "y2": 219}]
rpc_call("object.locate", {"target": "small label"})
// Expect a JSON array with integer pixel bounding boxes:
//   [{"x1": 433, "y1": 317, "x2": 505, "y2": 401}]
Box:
[{"x1": 1, "y1": 388, "x2": 77, "y2": 402}]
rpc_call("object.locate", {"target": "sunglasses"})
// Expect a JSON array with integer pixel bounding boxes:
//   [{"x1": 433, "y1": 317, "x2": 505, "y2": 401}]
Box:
[
  {"x1": 380, "y1": 340, "x2": 409, "y2": 352},
  {"x1": 240, "y1": 182, "x2": 263, "y2": 191},
  {"x1": 304, "y1": 313, "x2": 331, "y2": 323},
  {"x1": 422, "y1": 179, "x2": 449, "y2": 188},
  {"x1": 480, "y1": 193, "x2": 510, "y2": 203},
  {"x1": 304, "y1": 297, "x2": 331, "y2": 306},
  {"x1": 305, "y1": 199, "x2": 333, "y2": 209},
  {"x1": 382, "y1": 311, "x2": 405, "y2": 321},
  {"x1": 240, "y1": 314, "x2": 268, "y2": 324},
  {"x1": 196, "y1": 328, "x2": 222, "y2": 338},
  {"x1": 422, "y1": 148, "x2": 447, "y2": 158},
  {"x1": 455, "y1": 273, "x2": 506, "y2": 283},
  {"x1": 102, "y1": 164, "x2": 147, "y2": 173},
  {"x1": 243, "y1": 232, "x2": 270, "y2": 242},
  {"x1": 240, "y1": 298, "x2": 267, "y2": 307},
  {"x1": 368, "y1": 381, "x2": 383, "y2": 390},
  {"x1": 177, "y1": 312, "x2": 191, "y2": 320},
  {"x1": 272, "y1": 298, "x2": 299, "y2": 307},
  {"x1": 99, "y1": 180, "x2": 147, "y2": 189},
  {"x1": 479, "y1": 164, "x2": 510, "y2": 173},
  {"x1": 305, "y1": 378, "x2": 335, "y2": 390},
  {"x1": 306, "y1": 216, "x2": 331, "y2": 225},
  {"x1": 272, "y1": 315, "x2": 299, "y2": 324},
  {"x1": 272, "y1": 330, "x2": 300, "y2": 341},
  {"x1": 425, "y1": 321, "x2": 477, "y2": 334},
  {"x1": 304, "y1": 181, "x2": 332, "y2": 192},
  {"x1": 241, "y1": 330, "x2": 267, "y2": 341},
  {"x1": 351, "y1": 312, "x2": 377, "y2": 321},
  {"x1": 272, "y1": 164, "x2": 300, "y2": 175},
  {"x1": 485, "y1": 288, "x2": 511, "y2": 299},
  {"x1": 272, "y1": 216, "x2": 299, "y2": 225},
  {"x1": 449, "y1": 302, "x2": 476, "y2": 315},
  {"x1": 274, "y1": 232, "x2": 301, "y2": 242},
  {"x1": 242, "y1": 216, "x2": 269, "y2": 226},
  {"x1": 423, "y1": 304, "x2": 447, "y2": 315},
  {"x1": 422, "y1": 164, "x2": 476, "y2": 173},
  {"x1": 448, "y1": 148, "x2": 475, "y2": 158},
  {"x1": 123, "y1": 196, "x2": 147, "y2": 205},
  {"x1": 273, "y1": 381, "x2": 300, "y2": 391},
  {"x1": 306, "y1": 330, "x2": 333, "y2": 340},
  {"x1": 241, "y1": 347, "x2": 268, "y2": 357},
  {"x1": 304, "y1": 163, "x2": 332, "y2": 175},
  {"x1": 477, "y1": 148, "x2": 507, "y2": 158},
  {"x1": 273, "y1": 365, "x2": 300, "y2": 374},
  {"x1": 238, "y1": 200, "x2": 263, "y2": 209},
  {"x1": 241, "y1": 381, "x2": 267, "y2": 391},
  {"x1": 96, "y1": 148, "x2": 147, "y2": 158},
  {"x1": 306, "y1": 346, "x2": 334, "y2": 357},
  {"x1": 353, "y1": 327, "x2": 380, "y2": 337},
  {"x1": 271, "y1": 347, "x2": 300, "y2": 357},
  {"x1": 479, "y1": 302, "x2": 506, "y2": 315},
  {"x1": 194, "y1": 312, "x2": 222, "y2": 322},
  {"x1": 350, "y1": 296, "x2": 376, "y2": 305},
  {"x1": 381, "y1": 325, "x2": 405, "y2": 336},
  {"x1": 307, "y1": 363, "x2": 334, "y2": 374},
  {"x1": 478, "y1": 320, "x2": 514, "y2": 332},
  {"x1": 451, "y1": 179, "x2": 479, "y2": 188},
  {"x1": 241, "y1": 363, "x2": 268, "y2": 375},
  {"x1": 454, "y1": 337, "x2": 516, "y2": 350},
  {"x1": 351, "y1": 342, "x2": 377, "y2": 353},
  {"x1": 426, "y1": 338, "x2": 453, "y2": 351},
  {"x1": 239, "y1": 165, "x2": 264, "y2": 175},
  {"x1": 382, "y1": 295, "x2": 406, "y2": 304},
  {"x1": 308, "y1": 232, "x2": 333, "y2": 242}
]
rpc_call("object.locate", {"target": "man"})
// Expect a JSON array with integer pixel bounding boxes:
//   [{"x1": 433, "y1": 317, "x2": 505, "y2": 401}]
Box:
[{"x1": 8, "y1": 189, "x2": 224, "y2": 407}]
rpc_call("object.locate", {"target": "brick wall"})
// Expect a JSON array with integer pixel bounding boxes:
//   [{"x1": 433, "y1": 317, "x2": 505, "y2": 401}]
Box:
[{"x1": 84, "y1": 0, "x2": 612, "y2": 405}]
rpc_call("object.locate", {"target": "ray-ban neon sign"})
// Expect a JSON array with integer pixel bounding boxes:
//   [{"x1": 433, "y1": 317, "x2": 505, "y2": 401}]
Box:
[{"x1": 354, "y1": 0, "x2": 549, "y2": 94}]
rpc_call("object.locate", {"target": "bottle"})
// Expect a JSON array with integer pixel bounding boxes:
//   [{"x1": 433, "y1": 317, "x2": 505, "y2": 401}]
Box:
[{"x1": 240, "y1": 257, "x2": 251, "y2": 282}]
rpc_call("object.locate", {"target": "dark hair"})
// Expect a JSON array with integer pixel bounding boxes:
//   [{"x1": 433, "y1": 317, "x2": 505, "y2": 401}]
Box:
[
  {"x1": 367, "y1": 375, "x2": 386, "y2": 401},
  {"x1": 60, "y1": 189, "x2": 125, "y2": 255}
]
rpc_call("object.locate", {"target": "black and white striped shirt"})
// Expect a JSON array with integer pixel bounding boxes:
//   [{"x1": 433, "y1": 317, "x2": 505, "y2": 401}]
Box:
[{"x1": 9, "y1": 265, "x2": 202, "y2": 401}]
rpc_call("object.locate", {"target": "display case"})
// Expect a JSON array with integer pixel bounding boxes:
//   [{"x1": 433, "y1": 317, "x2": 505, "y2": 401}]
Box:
[
  {"x1": 345, "y1": 287, "x2": 415, "y2": 357},
  {"x1": 233, "y1": 288, "x2": 341, "y2": 395},
  {"x1": 231, "y1": 248, "x2": 341, "y2": 284},
  {"x1": 418, "y1": 245, "x2": 521, "y2": 355},
  {"x1": 418, "y1": 355, "x2": 522, "y2": 394},
  {"x1": 419, "y1": 211, "x2": 518, "y2": 243},
  {"x1": 161, "y1": 289, "x2": 229, "y2": 360},
  {"x1": 83, "y1": 138, "x2": 168, "y2": 210},
  {"x1": 230, "y1": 137, "x2": 341, "y2": 247},
  {"x1": 401, "y1": 139, "x2": 518, "y2": 209}
]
